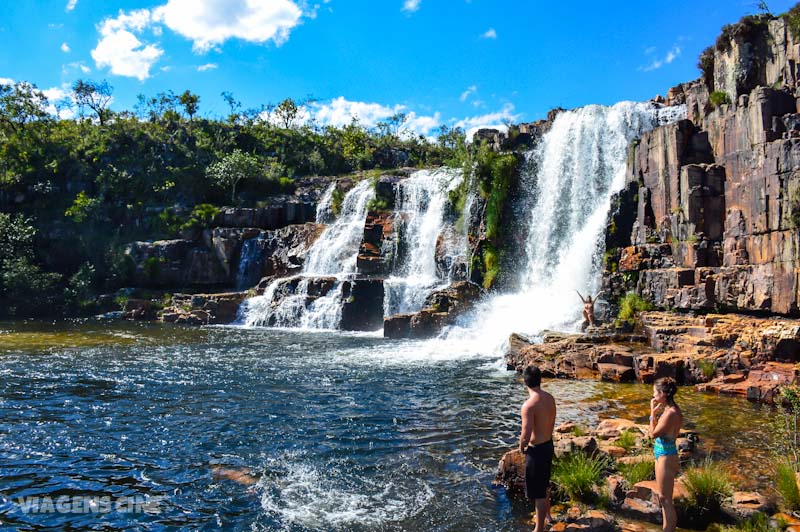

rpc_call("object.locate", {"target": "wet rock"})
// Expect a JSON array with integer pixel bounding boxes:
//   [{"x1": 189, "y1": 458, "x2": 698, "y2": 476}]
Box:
[
  {"x1": 122, "y1": 299, "x2": 155, "y2": 320},
  {"x1": 357, "y1": 211, "x2": 395, "y2": 275},
  {"x1": 384, "y1": 281, "x2": 483, "y2": 339},
  {"x1": 340, "y1": 278, "x2": 385, "y2": 331},
  {"x1": 493, "y1": 448, "x2": 525, "y2": 493},
  {"x1": 126, "y1": 239, "x2": 228, "y2": 287},
  {"x1": 160, "y1": 292, "x2": 247, "y2": 325},
  {"x1": 722, "y1": 491, "x2": 774, "y2": 520}
]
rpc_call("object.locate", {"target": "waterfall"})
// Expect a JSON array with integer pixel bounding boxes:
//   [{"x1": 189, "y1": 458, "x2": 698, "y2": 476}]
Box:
[
  {"x1": 443, "y1": 101, "x2": 686, "y2": 352},
  {"x1": 236, "y1": 236, "x2": 265, "y2": 290},
  {"x1": 239, "y1": 180, "x2": 374, "y2": 328},
  {"x1": 383, "y1": 168, "x2": 464, "y2": 316},
  {"x1": 315, "y1": 182, "x2": 336, "y2": 224}
]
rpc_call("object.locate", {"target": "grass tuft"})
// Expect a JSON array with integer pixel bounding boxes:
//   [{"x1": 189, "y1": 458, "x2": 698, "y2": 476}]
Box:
[
  {"x1": 683, "y1": 457, "x2": 733, "y2": 515},
  {"x1": 551, "y1": 452, "x2": 609, "y2": 503},
  {"x1": 617, "y1": 460, "x2": 655, "y2": 487},
  {"x1": 776, "y1": 458, "x2": 800, "y2": 510}
]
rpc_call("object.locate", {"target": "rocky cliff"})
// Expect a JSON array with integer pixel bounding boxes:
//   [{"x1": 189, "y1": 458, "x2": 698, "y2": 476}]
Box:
[{"x1": 604, "y1": 15, "x2": 800, "y2": 318}]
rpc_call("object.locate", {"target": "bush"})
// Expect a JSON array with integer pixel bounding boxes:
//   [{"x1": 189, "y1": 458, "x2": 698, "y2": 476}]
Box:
[
  {"x1": 775, "y1": 458, "x2": 800, "y2": 510},
  {"x1": 551, "y1": 452, "x2": 609, "y2": 503},
  {"x1": 683, "y1": 457, "x2": 733, "y2": 515},
  {"x1": 482, "y1": 244, "x2": 501, "y2": 290},
  {"x1": 616, "y1": 429, "x2": 638, "y2": 452},
  {"x1": 710, "y1": 90, "x2": 732, "y2": 107},
  {"x1": 698, "y1": 46, "x2": 715, "y2": 89},
  {"x1": 181, "y1": 203, "x2": 220, "y2": 231},
  {"x1": 784, "y1": 4, "x2": 800, "y2": 39},
  {"x1": 616, "y1": 292, "x2": 654, "y2": 328},
  {"x1": 696, "y1": 359, "x2": 717, "y2": 380},
  {"x1": 618, "y1": 460, "x2": 655, "y2": 487},
  {"x1": 330, "y1": 187, "x2": 345, "y2": 217},
  {"x1": 366, "y1": 197, "x2": 390, "y2": 212}
]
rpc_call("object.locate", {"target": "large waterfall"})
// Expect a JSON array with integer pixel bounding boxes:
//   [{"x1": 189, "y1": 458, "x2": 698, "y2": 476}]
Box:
[
  {"x1": 443, "y1": 101, "x2": 686, "y2": 353},
  {"x1": 384, "y1": 168, "x2": 464, "y2": 316}
]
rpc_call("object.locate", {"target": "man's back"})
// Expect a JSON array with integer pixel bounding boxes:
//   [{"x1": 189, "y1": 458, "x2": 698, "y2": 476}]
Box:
[{"x1": 522, "y1": 389, "x2": 556, "y2": 445}]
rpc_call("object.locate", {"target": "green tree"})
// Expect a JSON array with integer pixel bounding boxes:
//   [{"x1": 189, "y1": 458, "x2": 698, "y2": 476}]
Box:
[
  {"x1": 179, "y1": 90, "x2": 200, "y2": 121},
  {"x1": 275, "y1": 97, "x2": 299, "y2": 129},
  {"x1": 206, "y1": 149, "x2": 261, "y2": 204},
  {"x1": 72, "y1": 79, "x2": 113, "y2": 125}
]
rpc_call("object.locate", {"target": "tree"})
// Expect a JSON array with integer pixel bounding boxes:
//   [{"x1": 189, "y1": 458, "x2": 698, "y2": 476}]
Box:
[
  {"x1": 179, "y1": 90, "x2": 200, "y2": 121},
  {"x1": 0, "y1": 81, "x2": 49, "y2": 132},
  {"x1": 275, "y1": 97, "x2": 299, "y2": 129},
  {"x1": 72, "y1": 79, "x2": 113, "y2": 125},
  {"x1": 221, "y1": 91, "x2": 241, "y2": 122},
  {"x1": 205, "y1": 149, "x2": 261, "y2": 204}
]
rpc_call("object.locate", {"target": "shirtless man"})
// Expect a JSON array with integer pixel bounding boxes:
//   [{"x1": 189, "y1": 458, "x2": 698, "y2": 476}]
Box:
[{"x1": 519, "y1": 365, "x2": 557, "y2": 532}]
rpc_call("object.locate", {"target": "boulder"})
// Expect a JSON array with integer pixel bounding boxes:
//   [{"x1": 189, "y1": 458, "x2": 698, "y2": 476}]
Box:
[
  {"x1": 340, "y1": 278, "x2": 385, "y2": 331},
  {"x1": 236, "y1": 223, "x2": 325, "y2": 289},
  {"x1": 384, "y1": 281, "x2": 484, "y2": 339}
]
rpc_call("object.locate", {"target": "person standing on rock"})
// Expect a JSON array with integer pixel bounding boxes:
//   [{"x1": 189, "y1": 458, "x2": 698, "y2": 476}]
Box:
[
  {"x1": 519, "y1": 365, "x2": 557, "y2": 532},
  {"x1": 575, "y1": 290, "x2": 602, "y2": 328},
  {"x1": 650, "y1": 377, "x2": 683, "y2": 532}
]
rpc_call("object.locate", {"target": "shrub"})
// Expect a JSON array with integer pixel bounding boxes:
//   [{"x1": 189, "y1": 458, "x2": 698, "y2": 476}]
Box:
[
  {"x1": 710, "y1": 90, "x2": 732, "y2": 107},
  {"x1": 551, "y1": 452, "x2": 609, "y2": 503},
  {"x1": 181, "y1": 203, "x2": 220, "y2": 231},
  {"x1": 775, "y1": 458, "x2": 800, "y2": 510},
  {"x1": 366, "y1": 197, "x2": 390, "y2": 212},
  {"x1": 696, "y1": 359, "x2": 717, "y2": 381},
  {"x1": 330, "y1": 187, "x2": 345, "y2": 218},
  {"x1": 698, "y1": 46, "x2": 715, "y2": 88},
  {"x1": 615, "y1": 429, "x2": 638, "y2": 452},
  {"x1": 784, "y1": 4, "x2": 800, "y2": 39},
  {"x1": 616, "y1": 292, "x2": 654, "y2": 328},
  {"x1": 683, "y1": 457, "x2": 733, "y2": 515},
  {"x1": 618, "y1": 460, "x2": 655, "y2": 487}
]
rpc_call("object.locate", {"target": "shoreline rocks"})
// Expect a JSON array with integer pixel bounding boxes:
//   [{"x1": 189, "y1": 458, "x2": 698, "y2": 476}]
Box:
[{"x1": 506, "y1": 311, "x2": 800, "y2": 402}]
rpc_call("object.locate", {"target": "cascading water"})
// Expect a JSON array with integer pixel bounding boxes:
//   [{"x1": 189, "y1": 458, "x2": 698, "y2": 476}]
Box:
[
  {"x1": 239, "y1": 180, "x2": 374, "y2": 328},
  {"x1": 441, "y1": 101, "x2": 686, "y2": 353},
  {"x1": 383, "y1": 168, "x2": 464, "y2": 316},
  {"x1": 315, "y1": 182, "x2": 337, "y2": 224}
]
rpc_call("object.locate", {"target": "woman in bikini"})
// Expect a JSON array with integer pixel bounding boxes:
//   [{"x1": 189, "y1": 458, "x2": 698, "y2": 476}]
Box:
[{"x1": 649, "y1": 377, "x2": 683, "y2": 532}]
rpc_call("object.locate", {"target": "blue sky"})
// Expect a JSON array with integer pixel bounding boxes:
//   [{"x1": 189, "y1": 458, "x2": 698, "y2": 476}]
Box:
[{"x1": 1, "y1": 0, "x2": 797, "y2": 137}]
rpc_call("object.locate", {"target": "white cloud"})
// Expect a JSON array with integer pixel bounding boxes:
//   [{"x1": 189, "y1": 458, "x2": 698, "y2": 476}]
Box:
[
  {"x1": 480, "y1": 28, "x2": 497, "y2": 39},
  {"x1": 92, "y1": 9, "x2": 163, "y2": 80},
  {"x1": 66, "y1": 0, "x2": 78, "y2": 12},
  {"x1": 61, "y1": 42, "x2": 71, "y2": 53},
  {"x1": 640, "y1": 45, "x2": 681, "y2": 72},
  {"x1": 42, "y1": 84, "x2": 77, "y2": 119},
  {"x1": 153, "y1": 0, "x2": 303, "y2": 52},
  {"x1": 306, "y1": 97, "x2": 405, "y2": 128},
  {"x1": 197, "y1": 63, "x2": 217, "y2": 72},
  {"x1": 402, "y1": 0, "x2": 420, "y2": 13},
  {"x1": 453, "y1": 103, "x2": 519, "y2": 140},
  {"x1": 0, "y1": 77, "x2": 14, "y2": 85},
  {"x1": 460, "y1": 85, "x2": 477, "y2": 102}
]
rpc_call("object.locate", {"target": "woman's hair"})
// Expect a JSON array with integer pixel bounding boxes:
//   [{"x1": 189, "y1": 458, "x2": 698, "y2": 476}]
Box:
[{"x1": 654, "y1": 377, "x2": 678, "y2": 405}]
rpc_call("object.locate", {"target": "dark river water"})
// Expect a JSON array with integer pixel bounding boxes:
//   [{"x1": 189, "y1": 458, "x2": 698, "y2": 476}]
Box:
[{"x1": 0, "y1": 321, "x2": 780, "y2": 531}]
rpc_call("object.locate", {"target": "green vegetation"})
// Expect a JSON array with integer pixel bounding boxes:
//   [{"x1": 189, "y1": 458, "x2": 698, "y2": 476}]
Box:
[
  {"x1": 481, "y1": 243, "x2": 501, "y2": 290},
  {"x1": 710, "y1": 90, "x2": 732, "y2": 107},
  {"x1": 572, "y1": 425, "x2": 589, "y2": 437},
  {"x1": 615, "y1": 429, "x2": 638, "y2": 452},
  {"x1": 617, "y1": 459, "x2": 655, "y2": 487},
  {"x1": 330, "y1": 187, "x2": 345, "y2": 218},
  {"x1": 719, "y1": 512, "x2": 773, "y2": 532},
  {"x1": 616, "y1": 292, "x2": 655, "y2": 328},
  {"x1": 181, "y1": 203, "x2": 220, "y2": 232},
  {"x1": 366, "y1": 197, "x2": 391, "y2": 212},
  {"x1": 783, "y1": 3, "x2": 800, "y2": 39},
  {"x1": 551, "y1": 452, "x2": 610, "y2": 503},
  {"x1": 715, "y1": 14, "x2": 771, "y2": 54},
  {"x1": 474, "y1": 145, "x2": 517, "y2": 243},
  {"x1": 0, "y1": 79, "x2": 466, "y2": 317},
  {"x1": 776, "y1": 458, "x2": 800, "y2": 510},
  {"x1": 772, "y1": 386, "x2": 800, "y2": 510},
  {"x1": 683, "y1": 457, "x2": 734, "y2": 515},
  {"x1": 697, "y1": 359, "x2": 717, "y2": 381}
]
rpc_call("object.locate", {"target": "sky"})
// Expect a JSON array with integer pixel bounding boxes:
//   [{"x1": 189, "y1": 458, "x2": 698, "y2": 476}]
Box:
[{"x1": 1, "y1": 0, "x2": 798, "y2": 138}]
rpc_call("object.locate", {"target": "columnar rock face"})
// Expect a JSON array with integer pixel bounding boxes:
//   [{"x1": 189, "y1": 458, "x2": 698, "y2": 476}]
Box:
[
  {"x1": 356, "y1": 211, "x2": 395, "y2": 275},
  {"x1": 125, "y1": 239, "x2": 229, "y2": 287},
  {"x1": 240, "y1": 223, "x2": 326, "y2": 289},
  {"x1": 340, "y1": 278, "x2": 385, "y2": 331},
  {"x1": 605, "y1": 18, "x2": 800, "y2": 316},
  {"x1": 212, "y1": 199, "x2": 316, "y2": 230}
]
